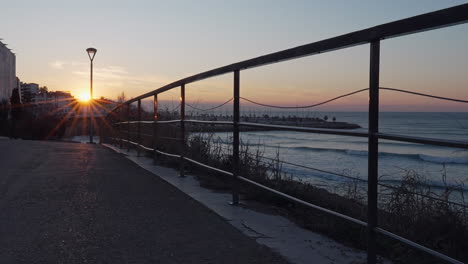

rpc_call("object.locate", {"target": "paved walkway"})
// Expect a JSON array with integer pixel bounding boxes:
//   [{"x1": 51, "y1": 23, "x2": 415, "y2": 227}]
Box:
[{"x1": 0, "y1": 140, "x2": 288, "y2": 264}]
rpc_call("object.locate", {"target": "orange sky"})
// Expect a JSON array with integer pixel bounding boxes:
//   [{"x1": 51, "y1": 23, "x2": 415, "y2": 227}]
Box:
[{"x1": 2, "y1": 1, "x2": 467, "y2": 111}]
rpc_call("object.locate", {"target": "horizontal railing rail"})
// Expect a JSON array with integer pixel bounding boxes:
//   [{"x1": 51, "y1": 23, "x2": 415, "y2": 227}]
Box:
[{"x1": 105, "y1": 4, "x2": 468, "y2": 264}]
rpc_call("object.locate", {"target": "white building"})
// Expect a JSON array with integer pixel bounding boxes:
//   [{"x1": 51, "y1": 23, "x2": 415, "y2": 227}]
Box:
[
  {"x1": 33, "y1": 91, "x2": 75, "y2": 117},
  {"x1": 20, "y1": 83, "x2": 39, "y2": 103}
]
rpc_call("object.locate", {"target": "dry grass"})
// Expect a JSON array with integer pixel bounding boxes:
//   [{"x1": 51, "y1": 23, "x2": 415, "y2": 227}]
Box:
[{"x1": 180, "y1": 133, "x2": 468, "y2": 263}]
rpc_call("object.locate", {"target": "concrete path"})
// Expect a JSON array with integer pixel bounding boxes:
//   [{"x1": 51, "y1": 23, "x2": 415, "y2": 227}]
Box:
[
  {"x1": 0, "y1": 140, "x2": 289, "y2": 264},
  {"x1": 105, "y1": 144, "x2": 372, "y2": 264}
]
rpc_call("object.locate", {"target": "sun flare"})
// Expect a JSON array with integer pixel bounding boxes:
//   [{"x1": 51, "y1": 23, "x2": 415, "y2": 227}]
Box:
[{"x1": 78, "y1": 93, "x2": 91, "y2": 102}]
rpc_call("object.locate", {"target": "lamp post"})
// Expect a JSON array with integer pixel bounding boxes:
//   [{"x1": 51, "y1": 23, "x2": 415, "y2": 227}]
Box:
[{"x1": 86, "y1": 47, "x2": 97, "y2": 144}]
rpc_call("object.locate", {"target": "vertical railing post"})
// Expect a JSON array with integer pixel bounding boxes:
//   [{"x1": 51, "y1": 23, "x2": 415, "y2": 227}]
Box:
[
  {"x1": 119, "y1": 107, "x2": 123, "y2": 148},
  {"x1": 101, "y1": 116, "x2": 106, "y2": 145},
  {"x1": 105, "y1": 116, "x2": 108, "y2": 145},
  {"x1": 127, "y1": 103, "x2": 131, "y2": 152},
  {"x1": 98, "y1": 117, "x2": 103, "y2": 144},
  {"x1": 367, "y1": 40, "x2": 380, "y2": 264},
  {"x1": 153, "y1": 94, "x2": 158, "y2": 164},
  {"x1": 180, "y1": 84, "x2": 186, "y2": 177},
  {"x1": 232, "y1": 70, "x2": 240, "y2": 205},
  {"x1": 137, "y1": 99, "x2": 142, "y2": 157}
]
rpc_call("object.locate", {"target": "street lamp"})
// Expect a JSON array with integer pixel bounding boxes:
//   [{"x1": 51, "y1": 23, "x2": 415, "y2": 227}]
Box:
[{"x1": 86, "y1": 47, "x2": 97, "y2": 144}]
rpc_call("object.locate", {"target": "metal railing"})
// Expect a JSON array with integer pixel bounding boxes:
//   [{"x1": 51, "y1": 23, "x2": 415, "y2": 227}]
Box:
[{"x1": 105, "y1": 4, "x2": 468, "y2": 264}]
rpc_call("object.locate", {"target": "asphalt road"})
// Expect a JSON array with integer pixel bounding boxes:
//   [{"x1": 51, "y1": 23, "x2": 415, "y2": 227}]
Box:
[{"x1": 0, "y1": 140, "x2": 289, "y2": 264}]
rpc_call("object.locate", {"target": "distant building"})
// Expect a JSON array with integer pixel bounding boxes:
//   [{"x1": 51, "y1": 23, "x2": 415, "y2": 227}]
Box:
[
  {"x1": 20, "y1": 83, "x2": 39, "y2": 103},
  {"x1": 76, "y1": 98, "x2": 116, "y2": 118},
  {"x1": 0, "y1": 41, "x2": 16, "y2": 104},
  {"x1": 95, "y1": 98, "x2": 117, "y2": 117},
  {"x1": 33, "y1": 90, "x2": 75, "y2": 117}
]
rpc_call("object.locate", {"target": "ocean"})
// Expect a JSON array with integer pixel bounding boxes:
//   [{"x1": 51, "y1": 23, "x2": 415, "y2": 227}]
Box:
[{"x1": 212, "y1": 112, "x2": 468, "y2": 196}]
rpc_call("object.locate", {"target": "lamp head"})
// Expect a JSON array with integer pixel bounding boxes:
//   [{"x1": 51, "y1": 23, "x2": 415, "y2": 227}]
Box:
[{"x1": 86, "y1": 47, "x2": 97, "y2": 61}]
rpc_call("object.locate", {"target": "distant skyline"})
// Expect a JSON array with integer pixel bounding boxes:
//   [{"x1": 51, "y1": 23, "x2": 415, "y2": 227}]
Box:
[{"x1": 1, "y1": 0, "x2": 468, "y2": 111}]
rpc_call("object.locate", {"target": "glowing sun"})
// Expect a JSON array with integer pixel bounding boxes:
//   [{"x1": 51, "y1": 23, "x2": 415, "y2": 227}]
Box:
[{"x1": 78, "y1": 93, "x2": 91, "y2": 102}]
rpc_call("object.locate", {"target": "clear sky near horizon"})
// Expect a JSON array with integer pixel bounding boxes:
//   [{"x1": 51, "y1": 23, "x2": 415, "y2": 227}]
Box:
[{"x1": 1, "y1": 0, "x2": 468, "y2": 111}]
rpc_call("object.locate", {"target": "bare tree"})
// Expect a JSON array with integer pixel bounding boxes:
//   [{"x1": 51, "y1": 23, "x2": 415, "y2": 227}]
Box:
[{"x1": 117, "y1": 91, "x2": 126, "y2": 104}]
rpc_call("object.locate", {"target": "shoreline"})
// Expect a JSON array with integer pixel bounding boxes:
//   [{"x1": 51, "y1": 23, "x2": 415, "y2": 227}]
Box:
[{"x1": 184, "y1": 118, "x2": 361, "y2": 133}]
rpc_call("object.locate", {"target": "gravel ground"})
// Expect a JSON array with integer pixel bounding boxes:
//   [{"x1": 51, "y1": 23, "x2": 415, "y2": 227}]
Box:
[{"x1": 0, "y1": 140, "x2": 289, "y2": 264}]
